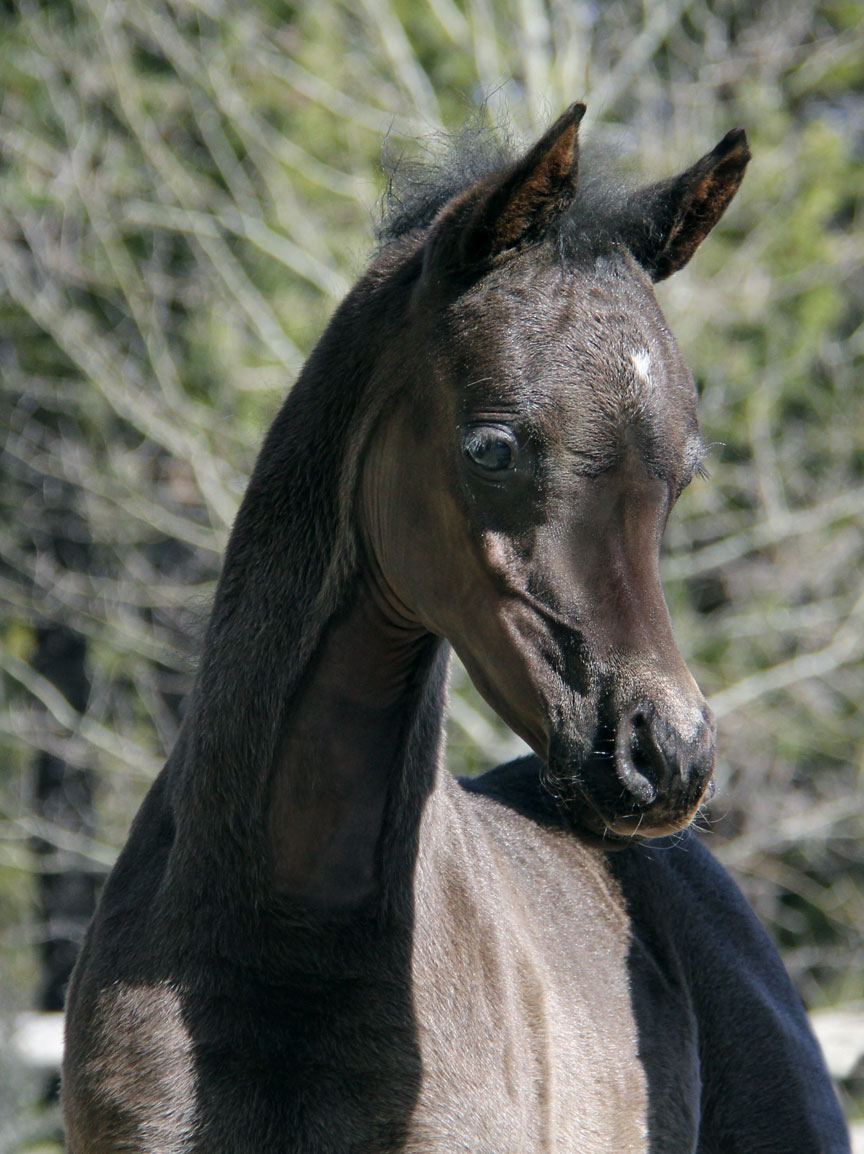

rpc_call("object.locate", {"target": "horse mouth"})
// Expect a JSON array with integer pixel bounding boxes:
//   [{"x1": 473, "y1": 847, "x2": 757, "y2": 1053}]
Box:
[
  {"x1": 552, "y1": 787, "x2": 707, "y2": 847},
  {"x1": 542, "y1": 750, "x2": 714, "y2": 847},
  {"x1": 541, "y1": 717, "x2": 715, "y2": 846}
]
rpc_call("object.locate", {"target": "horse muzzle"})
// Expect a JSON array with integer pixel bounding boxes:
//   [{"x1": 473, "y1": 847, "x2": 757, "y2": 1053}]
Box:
[{"x1": 546, "y1": 697, "x2": 716, "y2": 841}]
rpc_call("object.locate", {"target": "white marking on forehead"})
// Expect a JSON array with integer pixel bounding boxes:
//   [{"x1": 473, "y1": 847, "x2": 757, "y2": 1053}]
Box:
[{"x1": 630, "y1": 348, "x2": 654, "y2": 389}]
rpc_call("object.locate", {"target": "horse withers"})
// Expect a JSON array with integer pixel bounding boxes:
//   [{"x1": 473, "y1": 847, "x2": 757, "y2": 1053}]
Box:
[{"x1": 63, "y1": 105, "x2": 850, "y2": 1153}]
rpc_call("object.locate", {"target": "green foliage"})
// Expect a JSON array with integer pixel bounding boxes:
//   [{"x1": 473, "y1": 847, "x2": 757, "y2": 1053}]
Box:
[{"x1": 1, "y1": 0, "x2": 863, "y2": 1138}]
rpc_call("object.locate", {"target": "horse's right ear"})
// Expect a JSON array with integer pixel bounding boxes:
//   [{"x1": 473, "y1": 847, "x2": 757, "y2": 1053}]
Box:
[{"x1": 421, "y1": 103, "x2": 586, "y2": 285}]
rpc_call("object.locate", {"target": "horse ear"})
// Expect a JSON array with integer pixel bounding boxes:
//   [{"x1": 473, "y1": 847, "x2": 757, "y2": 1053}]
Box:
[
  {"x1": 625, "y1": 129, "x2": 751, "y2": 282},
  {"x1": 423, "y1": 103, "x2": 586, "y2": 282}
]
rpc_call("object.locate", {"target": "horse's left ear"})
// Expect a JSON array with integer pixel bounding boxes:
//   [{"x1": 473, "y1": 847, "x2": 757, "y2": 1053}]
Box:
[
  {"x1": 422, "y1": 103, "x2": 585, "y2": 282},
  {"x1": 625, "y1": 129, "x2": 751, "y2": 282}
]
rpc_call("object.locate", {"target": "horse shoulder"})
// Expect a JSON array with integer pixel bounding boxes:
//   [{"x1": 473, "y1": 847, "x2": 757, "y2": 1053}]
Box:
[{"x1": 62, "y1": 770, "x2": 196, "y2": 1153}]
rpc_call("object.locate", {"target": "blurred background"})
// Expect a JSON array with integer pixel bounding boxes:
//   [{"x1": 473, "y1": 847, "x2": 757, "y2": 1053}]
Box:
[{"x1": 1, "y1": 0, "x2": 862, "y2": 1147}]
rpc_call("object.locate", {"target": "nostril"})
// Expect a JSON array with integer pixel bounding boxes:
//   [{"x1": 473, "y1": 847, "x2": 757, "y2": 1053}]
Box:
[
  {"x1": 631, "y1": 711, "x2": 651, "y2": 745},
  {"x1": 617, "y1": 709, "x2": 670, "y2": 805}
]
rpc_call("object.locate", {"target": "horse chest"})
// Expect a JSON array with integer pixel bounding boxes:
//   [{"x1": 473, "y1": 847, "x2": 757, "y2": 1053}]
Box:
[
  {"x1": 405, "y1": 1006, "x2": 654, "y2": 1154},
  {"x1": 404, "y1": 796, "x2": 701, "y2": 1153},
  {"x1": 403, "y1": 817, "x2": 682, "y2": 1149}
]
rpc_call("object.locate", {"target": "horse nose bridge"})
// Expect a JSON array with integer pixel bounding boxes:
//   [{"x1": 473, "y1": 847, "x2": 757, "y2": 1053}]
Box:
[
  {"x1": 579, "y1": 553, "x2": 684, "y2": 673},
  {"x1": 595, "y1": 616, "x2": 707, "y2": 719}
]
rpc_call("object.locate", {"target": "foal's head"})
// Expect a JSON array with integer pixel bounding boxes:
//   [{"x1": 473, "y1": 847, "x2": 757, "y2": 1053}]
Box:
[{"x1": 362, "y1": 105, "x2": 749, "y2": 841}]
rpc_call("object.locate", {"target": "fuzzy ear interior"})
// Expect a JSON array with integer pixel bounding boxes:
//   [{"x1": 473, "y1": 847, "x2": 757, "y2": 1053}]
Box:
[
  {"x1": 624, "y1": 129, "x2": 751, "y2": 282},
  {"x1": 422, "y1": 102, "x2": 586, "y2": 284}
]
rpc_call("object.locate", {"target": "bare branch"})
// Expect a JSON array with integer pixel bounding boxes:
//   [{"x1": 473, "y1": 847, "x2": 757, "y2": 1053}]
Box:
[{"x1": 708, "y1": 588, "x2": 864, "y2": 720}]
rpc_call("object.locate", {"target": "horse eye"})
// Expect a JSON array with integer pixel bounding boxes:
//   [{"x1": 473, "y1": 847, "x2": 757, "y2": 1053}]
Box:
[{"x1": 463, "y1": 428, "x2": 517, "y2": 473}]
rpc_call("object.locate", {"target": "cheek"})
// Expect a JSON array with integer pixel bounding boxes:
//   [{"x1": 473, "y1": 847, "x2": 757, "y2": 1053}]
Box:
[{"x1": 396, "y1": 492, "x2": 488, "y2": 634}]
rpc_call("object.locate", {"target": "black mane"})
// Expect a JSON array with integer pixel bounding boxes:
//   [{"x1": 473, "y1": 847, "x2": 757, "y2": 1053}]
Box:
[
  {"x1": 376, "y1": 123, "x2": 515, "y2": 244},
  {"x1": 377, "y1": 123, "x2": 640, "y2": 265}
]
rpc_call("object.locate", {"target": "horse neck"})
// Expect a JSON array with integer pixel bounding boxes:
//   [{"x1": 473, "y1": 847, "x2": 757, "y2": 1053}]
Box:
[
  {"x1": 266, "y1": 579, "x2": 448, "y2": 907},
  {"x1": 166, "y1": 256, "x2": 448, "y2": 907}
]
